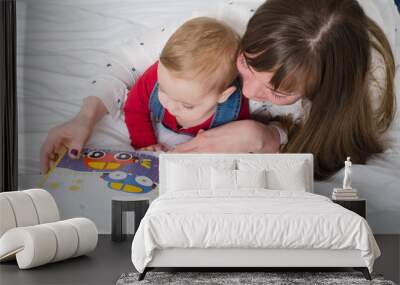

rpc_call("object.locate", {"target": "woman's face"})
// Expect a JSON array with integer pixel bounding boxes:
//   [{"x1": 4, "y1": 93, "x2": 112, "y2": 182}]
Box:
[{"x1": 236, "y1": 53, "x2": 303, "y2": 105}]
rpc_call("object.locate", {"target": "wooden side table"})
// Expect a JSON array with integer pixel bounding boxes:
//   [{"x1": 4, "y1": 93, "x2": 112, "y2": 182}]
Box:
[
  {"x1": 332, "y1": 199, "x2": 366, "y2": 218},
  {"x1": 111, "y1": 191, "x2": 157, "y2": 242}
]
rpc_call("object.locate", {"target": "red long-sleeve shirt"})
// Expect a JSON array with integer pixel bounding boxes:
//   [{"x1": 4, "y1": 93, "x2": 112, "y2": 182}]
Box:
[{"x1": 124, "y1": 62, "x2": 249, "y2": 149}]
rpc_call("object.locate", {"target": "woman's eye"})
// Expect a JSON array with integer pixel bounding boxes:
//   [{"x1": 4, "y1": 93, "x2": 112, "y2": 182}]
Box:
[{"x1": 271, "y1": 91, "x2": 285, "y2": 100}]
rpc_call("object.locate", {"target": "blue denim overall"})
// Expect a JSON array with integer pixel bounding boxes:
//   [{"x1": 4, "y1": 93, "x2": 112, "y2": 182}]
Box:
[{"x1": 148, "y1": 79, "x2": 243, "y2": 136}]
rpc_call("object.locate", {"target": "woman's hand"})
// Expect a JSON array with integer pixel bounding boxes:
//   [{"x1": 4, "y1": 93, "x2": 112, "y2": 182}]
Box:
[
  {"x1": 173, "y1": 120, "x2": 281, "y2": 153},
  {"x1": 40, "y1": 115, "x2": 92, "y2": 174},
  {"x1": 40, "y1": 96, "x2": 108, "y2": 174}
]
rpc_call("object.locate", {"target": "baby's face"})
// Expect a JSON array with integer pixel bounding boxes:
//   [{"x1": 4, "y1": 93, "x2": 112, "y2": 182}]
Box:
[{"x1": 157, "y1": 63, "x2": 221, "y2": 128}]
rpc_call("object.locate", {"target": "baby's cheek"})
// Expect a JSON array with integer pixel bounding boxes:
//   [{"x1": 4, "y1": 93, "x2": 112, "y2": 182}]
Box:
[{"x1": 157, "y1": 92, "x2": 168, "y2": 108}]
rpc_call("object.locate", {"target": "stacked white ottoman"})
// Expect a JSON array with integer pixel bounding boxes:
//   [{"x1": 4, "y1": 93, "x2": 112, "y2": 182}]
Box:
[{"x1": 0, "y1": 189, "x2": 98, "y2": 269}]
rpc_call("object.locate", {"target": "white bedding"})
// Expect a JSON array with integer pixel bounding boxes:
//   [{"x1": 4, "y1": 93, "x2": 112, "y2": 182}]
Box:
[{"x1": 131, "y1": 190, "x2": 380, "y2": 273}]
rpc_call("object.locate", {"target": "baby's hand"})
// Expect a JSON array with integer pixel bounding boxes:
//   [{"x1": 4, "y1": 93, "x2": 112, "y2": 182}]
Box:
[{"x1": 139, "y1": 143, "x2": 169, "y2": 152}]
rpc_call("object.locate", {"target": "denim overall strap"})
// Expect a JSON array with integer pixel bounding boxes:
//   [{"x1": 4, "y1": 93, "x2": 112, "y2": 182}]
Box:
[
  {"x1": 210, "y1": 79, "x2": 243, "y2": 128},
  {"x1": 148, "y1": 82, "x2": 164, "y2": 123}
]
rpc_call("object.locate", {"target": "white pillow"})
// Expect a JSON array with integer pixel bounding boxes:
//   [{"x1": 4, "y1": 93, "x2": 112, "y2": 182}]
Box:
[
  {"x1": 267, "y1": 164, "x2": 307, "y2": 191},
  {"x1": 211, "y1": 168, "x2": 267, "y2": 190},
  {"x1": 236, "y1": 169, "x2": 267, "y2": 189},
  {"x1": 167, "y1": 162, "x2": 211, "y2": 192},
  {"x1": 211, "y1": 168, "x2": 236, "y2": 190},
  {"x1": 165, "y1": 158, "x2": 237, "y2": 192},
  {"x1": 238, "y1": 160, "x2": 308, "y2": 191}
]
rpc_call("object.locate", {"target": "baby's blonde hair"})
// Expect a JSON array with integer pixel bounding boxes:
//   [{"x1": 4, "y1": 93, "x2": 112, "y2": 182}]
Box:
[{"x1": 160, "y1": 17, "x2": 240, "y2": 93}]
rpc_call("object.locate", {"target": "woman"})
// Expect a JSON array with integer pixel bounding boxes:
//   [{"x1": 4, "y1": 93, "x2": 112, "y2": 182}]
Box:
[{"x1": 40, "y1": 0, "x2": 396, "y2": 180}]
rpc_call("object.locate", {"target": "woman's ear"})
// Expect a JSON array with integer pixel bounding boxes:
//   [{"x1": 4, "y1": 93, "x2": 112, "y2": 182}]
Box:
[{"x1": 218, "y1": 86, "x2": 237, "y2": 103}]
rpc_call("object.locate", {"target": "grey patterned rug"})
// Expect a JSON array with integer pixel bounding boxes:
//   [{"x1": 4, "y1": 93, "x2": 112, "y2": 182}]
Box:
[{"x1": 116, "y1": 271, "x2": 396, "y2": 285}]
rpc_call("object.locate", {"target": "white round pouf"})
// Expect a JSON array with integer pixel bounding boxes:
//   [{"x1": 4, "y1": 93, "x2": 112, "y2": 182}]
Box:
[
  {"x1": 24, "y1": 189, "x2": 60, "y2": 223},
  {"x1": 65, "y1": 218, "x2": 98, "y2": 257},
  {"x1": 0, "y1": 196, "x2": 17, "y2": 237},
  {"x1": 42, "y1": 221, "x2": 79, "y2": 262},
  {"x1": 1, "y1": 192, "x2": 39, "y2": 227},
  {"x1": 0, "y1": 225, "x2": 57, "y2": 269}
]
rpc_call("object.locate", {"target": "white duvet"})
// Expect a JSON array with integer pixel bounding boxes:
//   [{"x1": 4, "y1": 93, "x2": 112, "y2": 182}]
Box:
[{"x1": 131, "y1": 190, "x2": 380, "y2": 273}]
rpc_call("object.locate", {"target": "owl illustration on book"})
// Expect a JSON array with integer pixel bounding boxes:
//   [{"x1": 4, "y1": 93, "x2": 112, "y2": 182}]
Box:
[
  {"x1": 100, "y1": 171, "x2": 157, "y2": 193},
  {"x1": 42, "y1": 148, "x2": 159, "y2": 193},
  {"x1": 83, "y1": 150, "x2": 139, "y2": 171}
]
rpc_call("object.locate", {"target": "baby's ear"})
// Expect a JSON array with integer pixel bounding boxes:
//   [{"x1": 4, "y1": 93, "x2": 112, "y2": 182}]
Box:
[{"x1": 217, "y1": 86, "x2": 237, "y2": 103}]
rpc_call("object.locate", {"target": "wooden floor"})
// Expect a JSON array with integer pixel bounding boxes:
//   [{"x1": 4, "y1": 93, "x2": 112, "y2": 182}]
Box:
[
  {"x1": 0, "y1": 235, "x2": 134, "y2": 285},
  {"x1": 1, "y1": 235, "x2": 399, "y2": 285}
]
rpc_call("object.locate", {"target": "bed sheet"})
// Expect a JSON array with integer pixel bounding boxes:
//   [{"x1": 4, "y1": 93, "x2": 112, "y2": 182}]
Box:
[
  {"x1": 131, "y1": 190, "x2": 380, "y2": 273},
  {"x1": 17, "y1": 0, "x2": 400, "y2": 233}
]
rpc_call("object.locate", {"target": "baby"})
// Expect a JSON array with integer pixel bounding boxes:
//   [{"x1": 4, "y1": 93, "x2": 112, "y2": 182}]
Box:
[{"x1": 124, "y1": 17, "x2": 249, "y2": 151}]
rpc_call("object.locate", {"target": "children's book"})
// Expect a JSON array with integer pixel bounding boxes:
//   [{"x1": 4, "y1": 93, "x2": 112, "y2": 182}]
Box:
[
  {"x1": 40, "y1": 148, "x2": 159, "y2": 194},
  {"x1": 39, "y1": 148, "x2": 159, "y2": 233}
]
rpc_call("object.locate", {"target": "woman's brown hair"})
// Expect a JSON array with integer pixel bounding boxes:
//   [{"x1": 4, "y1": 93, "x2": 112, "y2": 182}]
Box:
[{"x1": 242, "y1": 0, "x2": 396, "y2": 180}]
